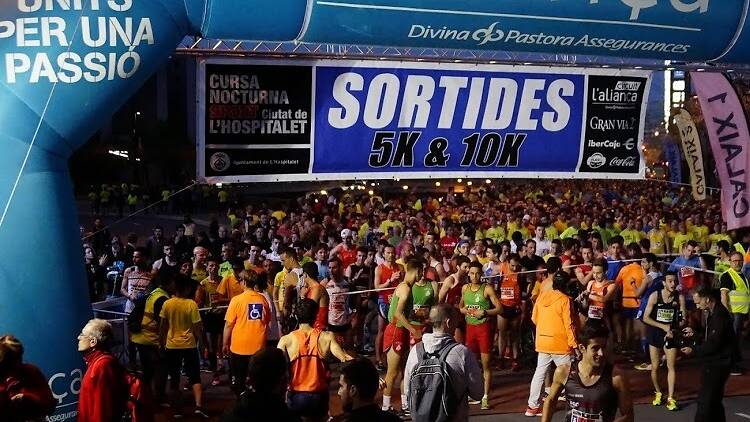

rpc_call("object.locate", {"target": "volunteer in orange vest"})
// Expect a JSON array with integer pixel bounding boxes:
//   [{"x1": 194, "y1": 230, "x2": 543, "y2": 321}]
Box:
[
  {"x1": 278, "y1": 298, "x2": 352, "y2": 422},
  {"x1": 616, "y1": 244, "x2": 647, "y2": 355},
  {"x1": 223, "y1": 270, "x2": 271, "y2": 397}
]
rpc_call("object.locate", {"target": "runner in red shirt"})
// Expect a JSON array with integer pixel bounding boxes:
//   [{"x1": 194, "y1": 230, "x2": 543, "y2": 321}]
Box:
[
  {"x1": 373, "y1": 245, "x2": 403, "y2": 370},
  {"x1": 498, "y1": 254, "x2": 524, "y2": 371}
]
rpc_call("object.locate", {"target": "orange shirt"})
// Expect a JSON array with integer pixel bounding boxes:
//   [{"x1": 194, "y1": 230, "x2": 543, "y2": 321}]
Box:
[
  {"x1": 217, "y1": 273, "x2": 244, "y2": 301},
  {"x1": 616, "y1": 263, "x2": 646, "y2": 309},
  {"x1": 225, "y1": 290, "x2": 271, "y2": 356},
  {"x1": 499, "y1": 274, "x2": 521, "y2": 308}
]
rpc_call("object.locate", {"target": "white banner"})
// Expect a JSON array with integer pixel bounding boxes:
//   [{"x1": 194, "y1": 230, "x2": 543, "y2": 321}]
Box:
[{"x1": 675, "y1": 109, "x2": 706, "y2": 201}]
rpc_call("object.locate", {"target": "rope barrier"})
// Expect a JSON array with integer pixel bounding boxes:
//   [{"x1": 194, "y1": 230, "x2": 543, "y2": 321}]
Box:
[{"x1": 82, "y1": 181, "x2": 198, "y2": 241}]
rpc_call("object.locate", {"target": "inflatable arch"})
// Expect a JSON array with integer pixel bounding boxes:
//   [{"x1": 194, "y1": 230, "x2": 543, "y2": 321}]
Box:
[{"x1": 1, "y1": 0, "x2": 750, "y2": 418}]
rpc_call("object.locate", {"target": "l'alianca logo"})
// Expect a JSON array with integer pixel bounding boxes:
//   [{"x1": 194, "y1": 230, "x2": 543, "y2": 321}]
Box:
[
  {"x1": 210, "y1": 152, "x2": 231, "y2": 172},
  {"x1": 408, "y1": 22, "x2": 504, "y2": 46},
  {"x1": 587, "y1": 153, "x2": 606, "y2": 169}
]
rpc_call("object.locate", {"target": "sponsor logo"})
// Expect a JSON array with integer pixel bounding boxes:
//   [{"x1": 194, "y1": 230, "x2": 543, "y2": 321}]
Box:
[
  {"x1": 588, "y1": 139, "x2": 622, "y2": 149},
  {"x1": 588, "y1": 116, "x2": 637, "y2": 131},
  {"x1": 587, "y1": 153, "x2": 606, "y2": 169},
  {"x1": 209, "y1": 152, "x2": 231, "y2": 172},
  {"x1": 624, "y1": 138, "x2": 636, "y2": 150},
  {"x1": 408, "y1": 22, "x2": 504, "y2": 45},
  {"x1": 615, "y1": 81, "x2": 642, "y2": 91},
  {"x1": 610, "y1": 156, "x2": 638, "y2": 167}
]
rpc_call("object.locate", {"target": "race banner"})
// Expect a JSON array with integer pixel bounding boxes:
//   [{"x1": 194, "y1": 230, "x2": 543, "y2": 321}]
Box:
[
  {"x1": 198, "y1": 59, "x2": 650, "y2": 182},
  {"x1": 692, "y1": 72, "x2": 750, "y2": 230},
  {"x1": 674, "y1": 109, "x2": 706, "y2": 201},
  {"x1": 664, "y1": 141, "x2": 683, "y2": 185}
]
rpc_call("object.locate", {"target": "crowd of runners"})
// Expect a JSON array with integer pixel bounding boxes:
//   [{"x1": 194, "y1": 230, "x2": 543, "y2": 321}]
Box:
[{"x1": 67, "y1": 179, "x2": 750, "y2": 420}]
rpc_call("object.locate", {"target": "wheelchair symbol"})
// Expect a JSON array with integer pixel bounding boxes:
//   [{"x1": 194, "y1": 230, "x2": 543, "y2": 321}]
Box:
[{"x1": 248, "y1": 304, "x2": 263, "y2": 320}]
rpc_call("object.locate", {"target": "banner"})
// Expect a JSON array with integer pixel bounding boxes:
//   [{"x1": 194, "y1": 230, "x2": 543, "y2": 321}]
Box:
[
  {"x1": 198, "y1": 59, "x2": 650, "y2": 182},
  {"x1": 664, "y1": 141, "x2": 683, "y2": 184},
  {"x1": 674, "y1": 109, "x2": 706, "y2": 201},
  {"x1": 298, "y1": 0, "x2": 749, "y2": 63},
  {"x1": 692, "y1": 72, "x2": 750, "y2": 230}
]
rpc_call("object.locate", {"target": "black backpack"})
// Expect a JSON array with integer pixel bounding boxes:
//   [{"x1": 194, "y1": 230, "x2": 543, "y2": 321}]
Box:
[{"x1": 408, "y1": 341, "x2": 459, "y2": 422}]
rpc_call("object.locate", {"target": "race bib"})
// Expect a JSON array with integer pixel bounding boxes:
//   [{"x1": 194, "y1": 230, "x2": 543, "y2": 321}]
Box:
[
  {"x1": 571, "y1": 409, "x2": 603, "y2": 422},
  {"x1": 588, "y1": 305, "x2": 604, "y2": 319},
  {"x1": 247, "y1": 303, "x2": 264, "y2": 321},
  {"x1": 413, "y1": 305, "x2": 430, "y2": 320},
  {"x1": 656, "y1": 308, "x2": 675, "y2": 323},
  {"x1": 501, "y1": 287, "x2": 515, "y2": 300}
]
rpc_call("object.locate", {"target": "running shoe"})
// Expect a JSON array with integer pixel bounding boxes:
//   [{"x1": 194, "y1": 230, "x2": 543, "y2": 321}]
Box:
[
  {"x1": 524, "y1": 406, "x2": 542, "y2": 417},
  {"x1": 634, "y1": 363, "x2": 651, "y2": 371},
  {"x1": 481, "y1": 397, "x2": 490, "y2": 410},
  {"x1": 211, "y1": 375, "x2": 221, "y2": 386},
  {"x1": 469, "y1": 398, "x2": 481, "y2": 405},
  {"x1": 194, "y1": 407, "x2": 210, "y2": 419},
  {"x1": 652, "y1": 391, "x2": 662, "y2": 406},
  {"x1": 731, "y1": 367, "x2": 744, "y2": 376},
  {"x1": 666, "y1": 397, "x2": 678, "y2": 411},
  {"x1": 376, "y1": 362, "x2": 387, "y2": 373},
  {"x1": 400, "y1": 407, "x2": 411, "y2": 418}
]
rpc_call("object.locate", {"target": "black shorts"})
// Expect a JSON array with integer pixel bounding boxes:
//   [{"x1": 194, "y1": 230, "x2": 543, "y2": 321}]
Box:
[
  {"x1": 165, "y1": 348, "x2": 201, "y2": 386},
  {"x1": 500, "y1": 306, "x2": 522, "y2": 320},
  {"x1": 288, "y1": 391, "x2": 329, "y2": 419},
  {"x1": 202, "y1": 311, "x2": 225, "y2": 333},
  {"x1": 328, "y1": 323, "x2": 351, "y2": 334},
  {"x1": 646, "y1": 327, "x2": 667, "y2": 349}
]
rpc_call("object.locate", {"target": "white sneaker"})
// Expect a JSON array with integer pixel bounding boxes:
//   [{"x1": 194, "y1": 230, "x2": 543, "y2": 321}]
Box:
[{"x1": 469, "y1": 399, "x2": 481, "y2": 405}]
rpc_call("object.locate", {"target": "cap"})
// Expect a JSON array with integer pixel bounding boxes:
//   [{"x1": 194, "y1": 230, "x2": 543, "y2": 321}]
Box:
[
  {"x1": 341, "y1": 228, "x2": 352, "y2": 239},
  {"x1": 523, "y1": 214, "x2": 531, "y2": 221}
]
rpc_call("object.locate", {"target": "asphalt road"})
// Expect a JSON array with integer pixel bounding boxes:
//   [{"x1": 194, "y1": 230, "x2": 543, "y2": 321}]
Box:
[{"x1": 473, "y1": 395, "x2": 750, "y2": 421}]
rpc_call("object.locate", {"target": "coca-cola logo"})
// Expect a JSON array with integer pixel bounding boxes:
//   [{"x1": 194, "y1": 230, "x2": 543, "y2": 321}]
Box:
[{"x1": 609, "y1": 156, "x2": 637, "y2": 167}]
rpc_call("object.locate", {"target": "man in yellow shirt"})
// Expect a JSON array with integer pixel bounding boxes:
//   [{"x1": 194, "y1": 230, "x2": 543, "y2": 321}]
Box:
[
  {"x1": 647, "y1": 222, "x2": 669, "y2": 255},
  {"x1": 690, "y1": 215, "x2": 710, "y2": 250},
  {"x1": 159, "y1": 274, "x2": 206, "y2": 417},
  {"x1": 672, "y1": 222, "x2": 693, "y2": 252},
  {"x1": 619, "y1": 220, "x2": 642, "y2": 247},
  {"x1": 485, "y1": 219, "x2": 506, "y2": 244}
]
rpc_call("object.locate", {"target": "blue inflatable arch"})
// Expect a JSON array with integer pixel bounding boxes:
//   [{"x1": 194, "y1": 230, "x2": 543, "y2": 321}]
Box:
[{"x1": 1, "y1": 0, "x2": 750, "y2": 419}]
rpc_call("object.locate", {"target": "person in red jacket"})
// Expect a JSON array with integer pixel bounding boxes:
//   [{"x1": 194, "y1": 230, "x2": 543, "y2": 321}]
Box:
[
  {"x1": 0, "y1": 335, "x2": 55, "y2": 421},
  {"x1": 77, "y1": 318, "x2": 129, "y2": 422}
]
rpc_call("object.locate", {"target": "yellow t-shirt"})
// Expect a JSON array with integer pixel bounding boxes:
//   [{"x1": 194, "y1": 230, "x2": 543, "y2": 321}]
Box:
[
  {"x1": 485, "y1": 226, "x2": 505, "y2": 243},
  {"x1": 225, "y1": 290, "x2": 270, "y2": 356},
  {"x1": 692, "y1": 225, "x2": 709, "y2": 245},
  {"x1": 160, "y1": 297, "x2": 201, "y2": 349},
  {"x1": 620, "y1": 229, "x2": 642, "y2": 247},
  {"x1": 274, "y1": 268, "x2": 288, "y2": 309},
  {"x1": 648, "y1": 230, "x2": 667, "y2": 254},
  {"x1": 545, "y1": 226, "x2": 559, "y2": 240},
  {"x1": 673, "y1": 233, "x2": 693, "y2": 251},
  {"x1": 271, "y1": 210, "x2": 287, "y2": 221}
]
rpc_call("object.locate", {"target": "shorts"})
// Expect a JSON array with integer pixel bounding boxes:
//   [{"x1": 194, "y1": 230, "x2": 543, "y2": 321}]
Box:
[
  {"x1": 621, "y1": 308, "x2": 639, "y2": 320},
  {"x1": 202, "y1": 311, "x2": 225, "y2": 333},
  {"x1": 378, "y1": 297, "x2": 390, "y2": 320},
  {"x1": 165, "y1": 348, "x2": 201, "y2": 386},
  {"x1": 500, "y1": 306, "x2": 522, "y2": 320},
  {"x1": 383, "y1": 323, "x2": 409, "y2": 354},
  {"x1": 328, "y1": 323, "x2": 351, "y2": 334},
  {"x1": 288, "y1": 391, "x2": 329, "y2": 419},
  {"x1": 646, "y1": 327, "x2": 667, "y2": 349},
  {"x1": 465, "y1": 321, "x2": 494, "y2": 354}
]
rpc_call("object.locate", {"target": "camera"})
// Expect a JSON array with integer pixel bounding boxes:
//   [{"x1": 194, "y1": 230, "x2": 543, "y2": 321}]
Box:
[{"x1": 664, "y1": 310, "x2": 697, "y2": 349}]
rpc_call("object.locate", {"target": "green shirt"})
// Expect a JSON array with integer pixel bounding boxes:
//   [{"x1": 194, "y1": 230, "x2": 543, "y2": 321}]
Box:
[
  {"x1": 410, "y1": 281, "x2": 435, "y2": 325},
  {"x1": 463, "y1": 283, "x2": 490, "y2": 325},
  {"x1": 219, "y1": 261, "x2": 233, "y2": 279}
]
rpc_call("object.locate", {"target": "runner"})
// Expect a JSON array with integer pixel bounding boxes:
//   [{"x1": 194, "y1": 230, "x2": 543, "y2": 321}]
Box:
[
  {"x1": 617, "y1": 244, "x2": 647, "y2": 355},
  {"x1": 301, "y1": 262, "x2": 330, "y2": 331},
  {"x1": 278, "y1": 298, "x2": 353, "y2": 422},
  {"x1": 439, "y1": 255, "x2": 471, "y2": 343},
  {"x1": 460, "y1": 261, "x2": 503, "y2": 409},
  {"x1": 324, "y1": 258, "x2": 352, "y2": 348},
  {"x1": 586, "y1": 258, "x2": 616, "y2": 326},
  {"x1": 498, "y1": 254, "x2": 523, "y2": 371},
  {"x1": 195, "y1": 257, "x2": 226, "y2": 386},
  {"x1": 542, "y1": 321, "x2": 634, "y2": 422},
  {"x1": 642, "y1": 271, "x2": 686, "y2": 411},
  {"x1": 381, "y1": 259, "x2": 425, "y2": 416},
  {"x1": 373, "y1": 245, "x2": 403, "y2": 370}
]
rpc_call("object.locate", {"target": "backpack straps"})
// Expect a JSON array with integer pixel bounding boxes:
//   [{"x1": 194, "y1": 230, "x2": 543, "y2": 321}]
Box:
[
  {"x1": 416, "y1": 342, "x2": 427, "y2": 363},
  {"x1": 437, "y1": 341, "x2": 459, "y2": 361}
]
